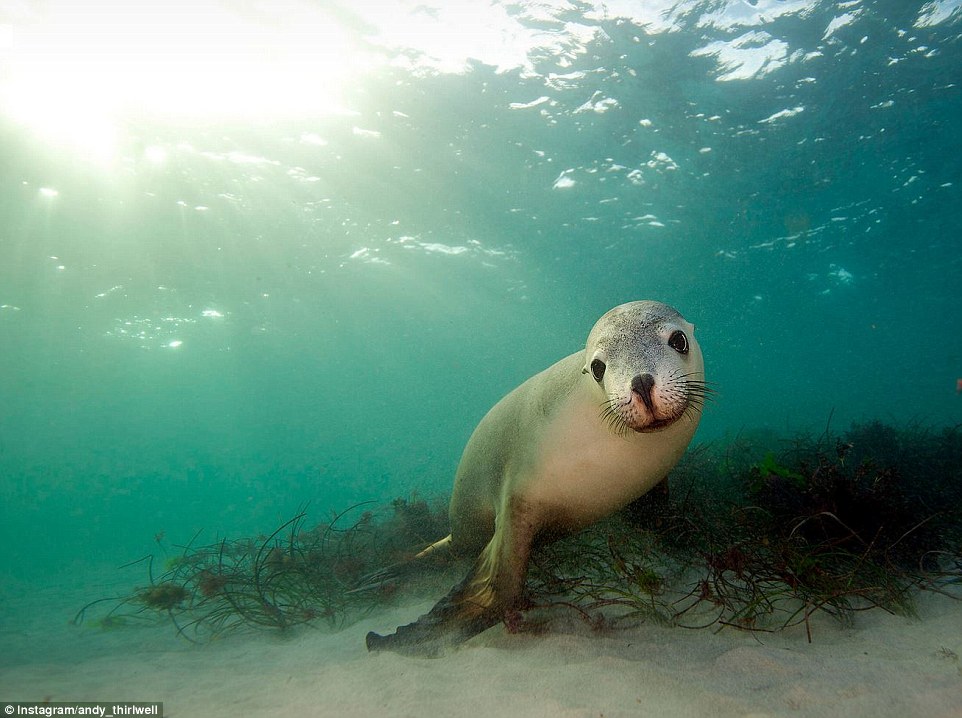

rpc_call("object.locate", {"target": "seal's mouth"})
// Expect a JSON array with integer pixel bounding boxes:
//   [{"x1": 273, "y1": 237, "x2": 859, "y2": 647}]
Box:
[
  {"x1": 632, "y1": 416, "x2": 679, "y2": 433},
  {"x1": 601, "y1": 398, "x2": 682, "y2": 435},
  {"x1": 629, "y1": 403, "x2": 689, "y2": 433},
  {"x1": 600, "y1": 374, "x2": 713, "y2": 436}
]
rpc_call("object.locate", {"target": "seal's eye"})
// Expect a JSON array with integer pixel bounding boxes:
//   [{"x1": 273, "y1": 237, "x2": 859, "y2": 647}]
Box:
[
  {"x1": 590, "y1": 358, "x2": 606, "y2": 382},
  {"x1": 668, "y1": 330, "x2": 689, "y2": 355}
]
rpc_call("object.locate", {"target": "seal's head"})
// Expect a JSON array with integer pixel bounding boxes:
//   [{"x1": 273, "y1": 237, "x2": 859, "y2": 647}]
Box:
[{"x1": 583, "y1": 300, "x2": 707, "y2": 434}]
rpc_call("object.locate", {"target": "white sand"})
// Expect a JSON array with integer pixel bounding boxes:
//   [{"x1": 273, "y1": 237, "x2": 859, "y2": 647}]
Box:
[{"x1": 3, "y1": 572, "x2": 961, "y2": 718}]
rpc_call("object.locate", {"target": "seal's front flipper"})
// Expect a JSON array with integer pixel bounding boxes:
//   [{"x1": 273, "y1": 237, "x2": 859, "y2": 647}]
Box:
[
  {"x1": 366, "y1": 506, "x2": 533, "y2": 657},
  {"x1": 365, "y1": 574, "x2": 501, "y2": 657}
]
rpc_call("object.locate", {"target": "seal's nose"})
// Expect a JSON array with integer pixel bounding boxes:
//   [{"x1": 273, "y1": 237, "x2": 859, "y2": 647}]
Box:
[{"x1": 631, "y1": 373, "x2": 656, "y2": 413}]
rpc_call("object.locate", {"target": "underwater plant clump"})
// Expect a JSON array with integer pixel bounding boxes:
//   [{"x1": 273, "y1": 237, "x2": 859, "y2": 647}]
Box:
[
  {"x1": 76, "y1": 422, "x2": 962, "y2": 643},
  {"x1": 525, "y1": 421, "x2": 962, "y2": 638},
  {"x1": 75, "y1": 497, "x2": 453, "y2": 641},
  {"x1": 138, "y1": 582, "x2": 190, "y2": 610}
]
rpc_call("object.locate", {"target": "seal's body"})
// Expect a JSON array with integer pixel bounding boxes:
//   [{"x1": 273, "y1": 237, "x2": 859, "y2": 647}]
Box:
[{"x1": 367, "y1": 301, "x2": 707, "y2": 656}]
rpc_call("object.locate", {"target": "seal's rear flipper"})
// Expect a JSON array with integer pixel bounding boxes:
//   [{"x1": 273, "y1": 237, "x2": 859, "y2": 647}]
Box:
[{"x1": 349, "y1": 535, "x2": 455, "y2": 595}]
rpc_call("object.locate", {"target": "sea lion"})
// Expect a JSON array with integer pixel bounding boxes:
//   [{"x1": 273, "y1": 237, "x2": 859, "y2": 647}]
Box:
[{"x1": 366, "y1": 300, "x2": 708, "y2": 656}]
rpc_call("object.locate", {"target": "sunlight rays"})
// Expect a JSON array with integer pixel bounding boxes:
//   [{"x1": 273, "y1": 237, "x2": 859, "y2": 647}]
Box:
[{"x1": 0, "y1": 1, "x2": 362, "y2": 165}]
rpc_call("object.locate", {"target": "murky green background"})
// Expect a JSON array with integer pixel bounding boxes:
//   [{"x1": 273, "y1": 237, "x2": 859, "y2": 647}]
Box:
[{"x1": 1, "y1": 0, "x2": 959, "y2": 578}]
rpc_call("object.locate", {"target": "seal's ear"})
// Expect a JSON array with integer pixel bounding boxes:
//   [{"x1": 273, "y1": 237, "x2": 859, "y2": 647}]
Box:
[{"x1": 582, "y1": 365, "x2": 589, "y2": 374}]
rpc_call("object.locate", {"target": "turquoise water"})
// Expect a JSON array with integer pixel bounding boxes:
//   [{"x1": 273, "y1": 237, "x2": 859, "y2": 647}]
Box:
[{"x1": 1, "y1": 0, "x2": 960, "y2": 621}]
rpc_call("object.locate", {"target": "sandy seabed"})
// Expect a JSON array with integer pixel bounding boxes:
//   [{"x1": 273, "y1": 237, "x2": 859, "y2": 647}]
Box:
[{"x1": 2, "y1": 570, "x2": 961, "y2": 718}]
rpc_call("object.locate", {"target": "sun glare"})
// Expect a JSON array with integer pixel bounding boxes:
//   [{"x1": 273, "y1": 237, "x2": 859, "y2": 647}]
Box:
[{"x1": 0, "y1": 1, "x2": 363, "y2": 165}]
